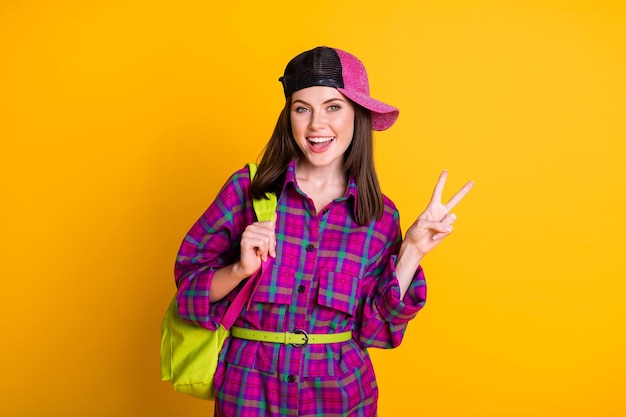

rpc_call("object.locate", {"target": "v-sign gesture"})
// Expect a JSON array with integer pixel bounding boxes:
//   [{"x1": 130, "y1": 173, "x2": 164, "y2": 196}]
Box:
[
  {"x1": 396, "y1": 170, "x2": 473, "y2": 299},
  {"x1": 405, "y1": 170, "x2": 474, "y2": 258}
]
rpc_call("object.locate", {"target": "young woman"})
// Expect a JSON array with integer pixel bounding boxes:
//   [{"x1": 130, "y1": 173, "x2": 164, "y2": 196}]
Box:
[{"x1": 174, "y1": 46, "x2": 473, "y2": 416}]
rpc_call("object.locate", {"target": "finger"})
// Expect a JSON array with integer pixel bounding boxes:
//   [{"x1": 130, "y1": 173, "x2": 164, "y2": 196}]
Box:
[
  {"x1": 417, "y1": 219, "x2": 453, "y2": 234},
  {"x1": 270, "y1": 238, "x2": 277, "y2": 259},
  {"x1": 267, "y1": 225, "x2": 277, "y2": 259},
  {"x1": 444, "y1": 180, "x2": 474, "y2": 211},
  {"x1": 441, "y1": 213, "x2": 457, "y2": 227},
  {"x1": 429, "y1": 170, "x2": 448, "y2": 205},
  {"x1": 243, "y1": 221, "x2": 276, "y2": 260},
  {"x1": 244, "y1": 222, "x2": 276, "y2": 241},
  {"x1": 252, "y1": 238, "x2": 271, "y2": 262},
  {"x1": 434, "y1": 213, "x2": 460, "y2": 240},
  {"x1": 249, "y1": 221, "x2": 275, "y2": 231},
  {"x1": 242, "y1": 235, "x2": 268, "y2": 253},
  {"x1": 242, "y1": 231, "x2": 271, "y2": 257},
  {"x1": 259, "y1": 246, "x2": 269, "y2": 262},
  {"x1": 432, "y1": 230, "x2": 452, "y2": 240},
  {"x1": 262, "y1": 221, "x2": 277, "y2": 258}
]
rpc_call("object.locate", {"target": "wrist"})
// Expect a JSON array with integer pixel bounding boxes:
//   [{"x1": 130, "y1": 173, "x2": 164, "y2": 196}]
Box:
[
  {"x1": 395, "y1": 241, "x2": 424, "y2": 300},
  {"x1": 397, "y1": 241, "x2": 424, "y2": 268},
  {"x1": 229, "y1": 262, "x2": 251, "y2": 283}
]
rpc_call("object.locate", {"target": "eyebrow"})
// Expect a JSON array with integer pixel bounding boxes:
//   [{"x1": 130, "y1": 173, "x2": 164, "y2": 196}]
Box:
[{"x1": 292, "y1": 97, "x2": 347, "y2": 106}]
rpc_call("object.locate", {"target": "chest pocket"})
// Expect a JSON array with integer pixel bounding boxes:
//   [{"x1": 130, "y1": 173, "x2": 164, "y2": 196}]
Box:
[
  {"x1": 316, "y1": 270, "x2": 359, "y2": 318},
  {"x1": 250, "y1": 263, "x2": 296, "y2": 305}
]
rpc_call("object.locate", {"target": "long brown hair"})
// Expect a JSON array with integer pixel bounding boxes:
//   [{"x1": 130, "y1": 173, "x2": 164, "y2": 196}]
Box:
[{"x1": 250, "y1": 97, "x2": 384, "y2": 225}]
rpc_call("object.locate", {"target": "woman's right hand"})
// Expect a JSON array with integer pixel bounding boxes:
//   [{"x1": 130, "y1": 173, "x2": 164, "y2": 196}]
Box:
[
  {"x1": 208, "y1": 221, "x2": 276, "y2": 303},
  {"x1": 236, "y1": 221, "x2": 277, "y2": 277}
]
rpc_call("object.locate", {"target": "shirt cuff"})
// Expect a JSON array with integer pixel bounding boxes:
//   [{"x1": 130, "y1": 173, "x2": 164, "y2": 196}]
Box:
[
  {"x1": 177, "y1": 265, "x2": 218, "y2": 329},
  {"x1": 376, "y1": 255, "x2": 427, "y2": 324}
]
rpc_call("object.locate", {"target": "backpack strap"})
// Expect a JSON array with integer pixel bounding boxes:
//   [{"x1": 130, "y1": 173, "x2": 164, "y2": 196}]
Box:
[{"x1": 248, "y1": 163, "x2": 277, "y2": 223}]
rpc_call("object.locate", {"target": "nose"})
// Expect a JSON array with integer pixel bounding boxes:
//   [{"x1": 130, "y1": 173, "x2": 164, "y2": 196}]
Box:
[{"x1": 308, "y1": 110, "x2": 325, "y2": 130}]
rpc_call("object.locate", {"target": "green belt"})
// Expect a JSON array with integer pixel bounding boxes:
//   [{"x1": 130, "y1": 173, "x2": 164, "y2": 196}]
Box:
[{"x1": 231, "y1": 327, "x2": 352, "y2": 347}]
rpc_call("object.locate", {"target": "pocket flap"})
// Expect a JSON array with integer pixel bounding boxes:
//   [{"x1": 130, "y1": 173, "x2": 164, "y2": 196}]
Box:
[
  {"x1": 251, "y1": 264, "x2": 296, "y2": 305},
  {"x1": 317, "y1": 270, "x2": 359, "y2": 316}
]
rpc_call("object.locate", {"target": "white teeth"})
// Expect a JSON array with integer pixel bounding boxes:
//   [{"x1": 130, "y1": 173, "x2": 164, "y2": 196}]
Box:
[{"x1": 308, "y1": 137, "x2": 334, "y2": 143}]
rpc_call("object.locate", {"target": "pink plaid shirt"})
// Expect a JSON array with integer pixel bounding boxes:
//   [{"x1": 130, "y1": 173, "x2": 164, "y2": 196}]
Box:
[{"x1": 174, "y1": 160, "x2": 426, "y2": 416}]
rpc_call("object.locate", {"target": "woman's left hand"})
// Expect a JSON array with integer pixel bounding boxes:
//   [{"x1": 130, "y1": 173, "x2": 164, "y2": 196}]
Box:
[{"x1": 404, "y1": 170, "x2": 474, "y2": 258}]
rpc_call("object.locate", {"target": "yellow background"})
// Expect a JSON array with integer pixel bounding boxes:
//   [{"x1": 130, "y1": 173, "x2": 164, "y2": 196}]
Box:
[{"x1": 1, "y1": 1, "x2": 625, "y2": 416}]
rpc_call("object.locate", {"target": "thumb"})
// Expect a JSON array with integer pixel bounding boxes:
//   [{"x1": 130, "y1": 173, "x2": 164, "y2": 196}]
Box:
[{"x1": 415, "y1": 218, "x2": 453, "y2": 234}]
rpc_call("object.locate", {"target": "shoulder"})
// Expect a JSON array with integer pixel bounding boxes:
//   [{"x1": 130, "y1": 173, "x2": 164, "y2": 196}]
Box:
[
  {"x1": 381, "y1": 193, "x2": 400, "y2": 220},
  {"x1": 214, "y1": 165, "x2": 253, "y2": 207},
  {"x1": 222, "y1": 165, "x2": 252, "y2": 191},
  {"x1": 368, "y1": 193, "x2": 400, "y2": 234}
]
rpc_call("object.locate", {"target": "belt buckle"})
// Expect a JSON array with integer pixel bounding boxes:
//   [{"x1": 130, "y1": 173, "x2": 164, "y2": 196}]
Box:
[{"x1": 290, "y1": 329, "x2": 309, "y2": 347}]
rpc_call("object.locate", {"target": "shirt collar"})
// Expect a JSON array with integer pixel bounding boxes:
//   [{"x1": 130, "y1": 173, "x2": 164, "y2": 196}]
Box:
[{"x1": 283, "y1": 159, "x2": 359, "y2": 217}]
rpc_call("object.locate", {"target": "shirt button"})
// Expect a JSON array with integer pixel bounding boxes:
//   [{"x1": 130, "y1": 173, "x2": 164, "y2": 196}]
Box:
[
  {"x1": 287, "y1": 375, "x2": 296, "y2": 383},
  {"x1": 305, "y1": 244, "x2": 315, "y2": 252},
  {"x1": 297, "y1": 285, "x2": 306, "y2": 293}
]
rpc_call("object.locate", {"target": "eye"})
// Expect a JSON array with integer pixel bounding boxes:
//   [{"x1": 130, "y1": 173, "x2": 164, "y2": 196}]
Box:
[
  {"x1": 294, "y1": 106, "x2": 309, "y2": 113},
  {"x1": 328, "y1": 104, "x2": 341, "y2": 112}
]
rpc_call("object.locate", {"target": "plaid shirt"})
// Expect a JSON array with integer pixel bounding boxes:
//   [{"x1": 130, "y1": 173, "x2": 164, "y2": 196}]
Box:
[{"x1": 174, "y1": 160, "x2": 426, "y2": 416}]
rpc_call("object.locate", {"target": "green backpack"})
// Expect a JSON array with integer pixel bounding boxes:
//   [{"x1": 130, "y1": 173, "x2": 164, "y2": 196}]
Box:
[{"x1": 160, "y1": 163, "x2": 276, "y2": 400}]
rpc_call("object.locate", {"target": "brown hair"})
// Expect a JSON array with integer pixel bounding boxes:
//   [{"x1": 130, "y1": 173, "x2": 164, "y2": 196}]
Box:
[{"x1": 250, "y1": 97, "x2": 383, "y2": 225}]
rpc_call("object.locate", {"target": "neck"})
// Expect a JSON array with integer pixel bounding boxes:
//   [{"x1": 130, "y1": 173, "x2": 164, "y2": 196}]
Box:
[
  {"x1": 294, "y1": 159, "x2": 348, "y2": 214},
  {"x1": 295, "y1": 159, "x2": 348, "y2": 188}
]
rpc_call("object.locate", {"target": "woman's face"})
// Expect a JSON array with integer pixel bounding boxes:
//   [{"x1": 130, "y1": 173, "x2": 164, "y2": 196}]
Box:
[{"x1": 290, "y1": 86, "x2": 355, "y2": 171}]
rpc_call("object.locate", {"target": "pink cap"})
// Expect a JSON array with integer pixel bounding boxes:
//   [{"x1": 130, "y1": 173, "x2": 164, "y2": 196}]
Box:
[{"x1": 279, "y1": 47, "x2": 399, "y2": 131}]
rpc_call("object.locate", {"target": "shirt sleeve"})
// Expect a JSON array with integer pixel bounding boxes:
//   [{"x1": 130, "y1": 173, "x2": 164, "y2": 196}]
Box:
[
  {"x1": 173, "y1": 167, "x2": 254, "y2": 330},
  {"x1": 356, "y1": 206, "x2": 427, "y2": 349}
]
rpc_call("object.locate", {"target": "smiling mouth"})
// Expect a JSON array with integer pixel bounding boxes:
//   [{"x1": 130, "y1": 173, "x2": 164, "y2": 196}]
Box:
[{"x1": 307, "y1": 136, "x2": 335, "y2": 144}]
